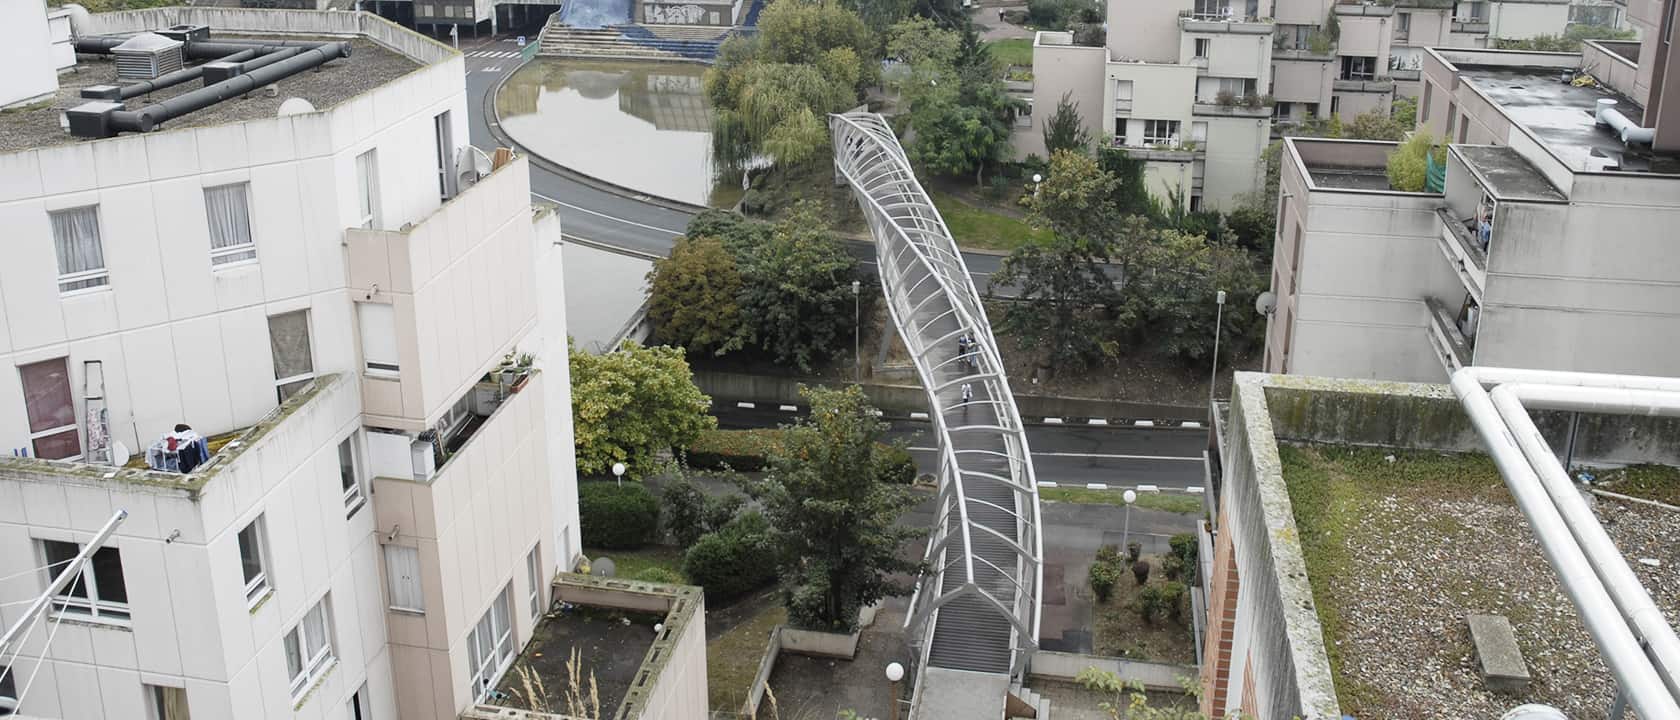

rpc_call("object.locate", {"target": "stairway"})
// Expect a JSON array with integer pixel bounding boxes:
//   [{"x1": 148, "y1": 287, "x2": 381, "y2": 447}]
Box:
[
  {"x1": 1007, "y1": 681, "x2": 1054, "y2": 720},
  {"x1": 537, "y1": 16, "x2": 730, "y2": 60}
]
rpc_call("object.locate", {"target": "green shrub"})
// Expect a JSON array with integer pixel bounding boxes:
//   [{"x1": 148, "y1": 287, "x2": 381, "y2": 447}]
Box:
[
  {"x1": 874, "y1": 444, "x2": 918, "y2": 485},
  {"x1": 578, "y1": 482, "x2": 660, "y2": 550},
  {"x1": 1131, "y1": 559, "x2": 1150, "y2": 585},
  {"x1": 683, "y1": 511, "x2": 778, "y2": 602},
  {"x1": 704, "y1": 494, "x2": 747, "y2": 530},
  {"x1": 1095, "y1": 544, "x2": 1121, "y2": 566},
  {"x1": 685, "y1": 428, "x2": 786, "y2": 471},
  {"x1": 1167, "y1": 532, "x2": 1199, "y2": 583},
  {"x1": 662, "y1": 478, "x2": 708, "y2": 546},
  {"x1": 633, "y1": 567, "x2": 684, "y2": 584},
  {"x1": 1386, "y1": 132, "x2": 1445, "y2": 192},
  {"x1": 1125, "y1": 541, "x2": 1142, "y2": 563},
  {"x1": 1161, "y1": 581, "x2": 1187, "y2": 623},
  {"x1": 1089, "y1": 560, "x2": 1121, "y2": 602}
]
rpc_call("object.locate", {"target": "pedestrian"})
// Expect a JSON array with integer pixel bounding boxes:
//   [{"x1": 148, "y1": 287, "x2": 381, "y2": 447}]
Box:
[
  {"x1": 957, "y1": 334, "x2": 969, "y2": 363},
  {"x1": 960, "y1": 382, "x2": 974, "y2": 407}
]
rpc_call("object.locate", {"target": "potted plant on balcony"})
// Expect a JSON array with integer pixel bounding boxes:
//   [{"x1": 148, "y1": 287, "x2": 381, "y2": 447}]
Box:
[{"x1": 508, "y1": 353, "x2": 536, "y2": 392}]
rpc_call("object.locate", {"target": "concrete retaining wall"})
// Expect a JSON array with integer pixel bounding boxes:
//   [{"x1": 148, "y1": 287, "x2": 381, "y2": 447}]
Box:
[
  {"x1": 739, "y1": 626, "x2": 784, "y2": 718},
  {"x1": 1029, "y1": 650, "x2": 1198, "y2": 692},
  {"x1": 779, "y1": 626, "x2": 862, "y2": 658}
]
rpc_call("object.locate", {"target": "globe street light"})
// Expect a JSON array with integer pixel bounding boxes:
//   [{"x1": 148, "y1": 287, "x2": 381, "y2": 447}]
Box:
[
  {"x1": 885, "y1": 662, "x2": 905, "y2": 720},
  {"x1": 1032, "y1": 173, "x2": 1043, "y2": 199},
  {"x1": 612, "y1": 462, "x2": 626, "y2": 487},
  {"x1": 1120, "y1": 489, "x2": 1138, "y2": 558}
]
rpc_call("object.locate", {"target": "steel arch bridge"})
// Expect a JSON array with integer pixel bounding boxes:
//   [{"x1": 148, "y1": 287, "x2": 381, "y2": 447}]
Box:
[{"x1": 830, "y1": 112, "x2": 1044, "y2": 693}]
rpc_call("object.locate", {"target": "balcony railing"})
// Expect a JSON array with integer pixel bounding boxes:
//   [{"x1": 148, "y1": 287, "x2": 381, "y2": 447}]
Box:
[
  {"x1": 1333, "y1": 78, "x2": 1395, "y2": 92},
  {"x1": 1114, "y1": 98, "x2": 1133, "y2": 113},
  {"x1": 1424, "y1": 296, "x2": 1474, "y2": 373},
  {"x1": 1435, "y1": 207, "x2": 1488, "y2": 303},
  {"x1": 1452, "y1": 18, "x2": 1490, "y2": 33},
  {"x1": 1178, "y1": 12, "x2": 1274, "y2": 33}
]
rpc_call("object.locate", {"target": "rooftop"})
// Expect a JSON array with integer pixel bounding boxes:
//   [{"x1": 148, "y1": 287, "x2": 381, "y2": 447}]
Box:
[
  {"x1": 1459, "y1": 64, "x2": 1680, "y2": 175},
  {"x1": 1452, "y1": 145, "x2": 1568, "y2": 202},
  {"x1": 1288, "y1": 137, "x2": 1438, "y2": 194},
  {"x1": 2, "y1": 32, "x2": 419, "y2": 153},
  {"x1": 1280, "y1": 444, "x2": 1678, "y2": 718}
]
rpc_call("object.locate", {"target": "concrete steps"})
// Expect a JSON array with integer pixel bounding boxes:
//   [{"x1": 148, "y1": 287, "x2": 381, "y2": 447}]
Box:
[
  {"x1": 537, "y1": 18, "x2": 729, "y2": 60},
  {"x1": 1007, "y1": 680, "x2": 1052, "y2": 720}
]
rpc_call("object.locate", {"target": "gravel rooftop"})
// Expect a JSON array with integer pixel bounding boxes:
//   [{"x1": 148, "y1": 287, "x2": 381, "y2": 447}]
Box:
[
  {"x1": 1, "y1": 36, "x2": 419, "y2": 154},
  {"x1": 1281, "y1": 445, "x2": 1679, "y2": 720}
]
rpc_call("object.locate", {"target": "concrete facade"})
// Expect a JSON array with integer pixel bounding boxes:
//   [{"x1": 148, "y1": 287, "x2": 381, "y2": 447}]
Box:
[
  {"x1": 0, "y1": 8, "x2": 583, "y2": 720},
  {"x1": 1266, "y1": 45, "x2": 1680, "y2": 382}
]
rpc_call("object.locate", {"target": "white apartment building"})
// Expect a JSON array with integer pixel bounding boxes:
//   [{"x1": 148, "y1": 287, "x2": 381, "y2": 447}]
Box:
[
  {"x1": 1264, "y1": 35, "x2": 1680, "y2": 381},
  {"x1": 0, "y1": 7, "x2": 582, "y2": 720},
  {"x1": 1015, "y1": 0, "x2": 1274, "y2": 210}
]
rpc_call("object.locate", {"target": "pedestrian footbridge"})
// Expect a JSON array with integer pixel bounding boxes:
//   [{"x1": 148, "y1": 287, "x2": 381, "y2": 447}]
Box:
[{"x1": 830, "y1": 112, "x2": 1044, "y2": 719}]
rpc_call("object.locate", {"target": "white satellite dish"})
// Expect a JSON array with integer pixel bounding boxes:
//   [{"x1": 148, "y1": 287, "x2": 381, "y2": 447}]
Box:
[
  {"x1": 278, "y1": 97, "x2": 316, "y2": 117},
  {"x1": 110, "y1": 440, "x2": 131, "y2": 468},
  {"x1": 455, "y1": 145, "x2": 493, "y2": 191},
  {"x1": 1255, "y1": 290, "x2": 1277, "y2": 316}
]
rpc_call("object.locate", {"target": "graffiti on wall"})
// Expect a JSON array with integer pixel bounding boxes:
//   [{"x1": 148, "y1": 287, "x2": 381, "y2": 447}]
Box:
[{"x1": 644, "y1": 3, "x2": 714, "y2": 24}]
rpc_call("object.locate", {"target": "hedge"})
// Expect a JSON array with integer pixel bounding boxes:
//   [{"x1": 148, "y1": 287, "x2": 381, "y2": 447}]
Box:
[
  {"x1": 686, "y1": 428, "x2": 918, "y2": 484},
  {"x1": 683, "y1": 511, "x2": 778, "y2": 602},
  {"x1": 578, "y1": 482, "x2": 660, "y2": 550}
]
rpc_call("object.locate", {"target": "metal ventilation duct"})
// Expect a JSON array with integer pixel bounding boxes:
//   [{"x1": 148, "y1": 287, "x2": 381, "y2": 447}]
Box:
[{"x1": 111, "y1": 33, "x2": 184, "y2": 80}]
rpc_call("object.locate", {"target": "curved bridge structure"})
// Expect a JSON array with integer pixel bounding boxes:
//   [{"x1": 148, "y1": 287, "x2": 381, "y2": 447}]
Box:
[{"x1": 830, "y1": 112, "x2": 1044, "y2": 709}]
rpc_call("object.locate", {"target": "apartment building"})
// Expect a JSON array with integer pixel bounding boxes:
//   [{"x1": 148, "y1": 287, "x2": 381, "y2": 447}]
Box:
[
  {"x1": 0, "y1": 7, "x2": 582, "y2": 720},
  {"x1": 1263, "y1": 34, "x2": 1680, "y2": 381},
  {"x1": 1015, "y1": 0, "x2": 1274, "y2": 210}
]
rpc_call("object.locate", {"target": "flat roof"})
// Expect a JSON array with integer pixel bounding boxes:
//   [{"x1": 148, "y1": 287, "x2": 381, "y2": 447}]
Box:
[
  {"x1": 1307, "y1": 167, "x2": 1393, "y2": 191},
  {"x1": 1281, "y1": 444, "x2": 1679, "y2": 718},
  {"x1": 1453, "y1": 145, "x2": 1567, "y2": 202},
  {"x1": 1, "y1": 34, "x2": 418, "y2": 154},
  {"x1": 1459, "y1": 65, "x2": 1680, "y2": 175}
]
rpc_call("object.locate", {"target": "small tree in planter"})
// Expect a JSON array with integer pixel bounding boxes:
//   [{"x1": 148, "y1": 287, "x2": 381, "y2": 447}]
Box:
[
  {"x1": 1125, "y1": 541, "x2": 1142, "y2": 563},
  {"x1": 1089, "y1": 559, "x2": 1120, "y2": 602},
  {"x1": 1131, "y1": 559, "x2": 1150, "y2": 585}
]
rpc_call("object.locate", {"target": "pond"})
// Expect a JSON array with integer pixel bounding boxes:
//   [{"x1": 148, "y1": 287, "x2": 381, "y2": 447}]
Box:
[{"x1": 496, "y1": 58, "x2": 744, "y2": 208}]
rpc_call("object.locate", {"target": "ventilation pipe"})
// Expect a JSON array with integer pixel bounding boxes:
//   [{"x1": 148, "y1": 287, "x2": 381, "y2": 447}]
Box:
[
  {"x1": 79, "y1": 48, "x2": 258, "y2": 100},
  {"x1": 1595, "y1": 98, "x2": 1655, "y2": 146},
  {"x1": 1452, "y1": 367, "x2": 1680, "y2": 720},
  {"x1": 108, "y1": 42, "x2": 349, "y2": 133}
]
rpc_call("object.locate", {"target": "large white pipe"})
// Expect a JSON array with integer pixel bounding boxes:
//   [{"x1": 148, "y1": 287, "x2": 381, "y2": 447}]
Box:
[
  {"x1": 1596, "y1": 98, "x2": 1656, "y2": 145},
  {"x1": 1450, "y1": 371, "x2": 1680, "y2": 719},
  {"x1": 1491, "y1": 384, "x2": 1680, "y2": 700}
]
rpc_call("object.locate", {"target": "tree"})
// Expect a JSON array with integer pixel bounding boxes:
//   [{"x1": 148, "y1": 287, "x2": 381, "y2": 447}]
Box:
[
  {"x1": 1114, "y1": 230, "x2": 1265, "y2": 365},
  {"x1": 1391, "y1": 95, "x2": 1418, "y2": 129},
  {"x1": 910, "y1": 98, "x2": 1009, "y2": 184},
  {"x1": 1097, "y1": 146, "x2": 1154, "y2": 218},
  {"x1": 1387, "y1": 132, "x2": 1444, "y2": 192},
  {"x1": 748, "y1": 386, "x2": 921, "y2": 631},
  {"x1": 569, "y1": 341, "x2": 716, "y2": 477},
  {"x1": 1347, "y1": 109, "x2": 1405, "y2": 142},
  {"x1": 905, "y1": 23, "x2": 1017, "y2": 184},
  {"x1": 646, "y1": 236, "x2": 747, "y2": 356},
  {"x1": 886, "y1": 16, "x2": 959, "y2": 67},
  {"x1": 1042, "y1": 91, "x2": 1092, "y2": 157},
  {"x1": 1025, "y1": 150, "x2": 1122, "y2": 245},
  {"x1": 991, "y1": 230, "x2": 1125, "y2": 372},
  {"x1": 733, "y1": 203, "x2": 860, "y2": 372}
]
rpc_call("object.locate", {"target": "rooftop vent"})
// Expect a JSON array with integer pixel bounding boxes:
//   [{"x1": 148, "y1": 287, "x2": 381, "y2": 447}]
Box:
[{"x1": 112, "y1": 33, "x2": 184, "y2": 81}]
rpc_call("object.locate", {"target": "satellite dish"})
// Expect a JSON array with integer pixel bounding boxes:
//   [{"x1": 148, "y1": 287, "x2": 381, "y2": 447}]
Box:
[
  {"x1": 1255, "y1": 290, "x2": 1277, "y2": 316},
  {"x1": 278, "y1": 98, "x2": 316, "y2": 117},
  {"x1": 110, "y1": 440, "x2": 131, "y2": 468},
  {"x1": 590, "y1": 557, "x2": 616, "y2": 578},
  {"x1": 455, "y1": 145, "x2": 493, "y2": 191}
]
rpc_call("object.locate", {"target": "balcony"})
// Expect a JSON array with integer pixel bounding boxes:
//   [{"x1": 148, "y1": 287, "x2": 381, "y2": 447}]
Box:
[
  {"x1": 1452, "y1": 18, "x2": 1490, "y2": 33},
  {"x1": 1434, "y1": 207, "x2": 1487, "y2": 303},
  {"x1": 1333, "y1": 3, "x2": 1394, "y2": 16},
  {"x1": 1193, "y1": 100, "x2": 1273, "y2": 117},
  {"x1": 1424, "y1": 296, "x2": 1475, "y2": 373},
  {"x1": 1333, "y1": 78, "x2": 1395, "y2": 93},
  {"x1": 1178, "y1": 10, "x2": 1274, "y2": 34},
  {"x1": 1111, "y1": 137, "x2": 1203, "y2": 161}
]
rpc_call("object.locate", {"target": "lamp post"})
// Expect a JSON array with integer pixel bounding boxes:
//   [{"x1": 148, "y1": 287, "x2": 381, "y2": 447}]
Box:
[
  {"x1": 1032, "y1": 173, "x2": 1043, "y2": 199},
  {"x1": 1120, "y1": 489, "x2": 1137, "y2": 555},
  {"x1": 612, "y1": 462, "x2": 625, "y2": 487},
  {"x1": 1209, "y1": 289, "x2": 1226, "y2": 416},
  {"x1": 852, "y1": 279, "x2": 862, "y2": 382},
  {"x1": 885, "y1": 662, "x2": 905, "y2": 720}
]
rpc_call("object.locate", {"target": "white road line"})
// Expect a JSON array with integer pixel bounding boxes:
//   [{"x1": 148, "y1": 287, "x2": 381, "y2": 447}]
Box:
[
  {"x1": 1038, "y1": 481, "x2": 1059, "y2": 488},
  {"x1": 905, "y1": 447, "x2": 1202, "y2": 462},
  {"x1": 1085, "y1": 482, "x2": 1108, "y2": 490},
  {"x1": 1042, "y1": 417, "x2": 1063, "y2": 424},
  {"x1": 736, "y1": 401, "x2": 756, "y2": 409},
  {"x1": 1181, "y1": 421, "x2": 1203, "y2": 429},
  {"x1": 482, "y1": 66, "x2": 502, "y2": 72},
  {"x1": 910, "y1": 412, "x2": 930, "y2": 420},
  {"x1": 1087, "y1": 418, "x2": 1108, "y2": 426},
  {"x1": 778, "y1": 405, "x2": 798, "y2": 412},
  {"x1": 1186, "y1": 486, "x2": 1205, "y2": 494},
  {"x1": 529, "y1": 192, "x2": 687, "y2": 235},
  {"x1": 1134, "y1": 420, "x2": 1155, "y2": 427}
]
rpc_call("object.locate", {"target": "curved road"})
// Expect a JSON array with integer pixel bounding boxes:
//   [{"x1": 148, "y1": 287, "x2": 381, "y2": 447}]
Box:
[{"x1": 460, "y1": 43, "x2": 1012, "y2": 287}]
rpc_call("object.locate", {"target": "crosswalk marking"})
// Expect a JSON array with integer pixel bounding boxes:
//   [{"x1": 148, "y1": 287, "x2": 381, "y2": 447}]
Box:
[{"x1": 466, "y1": 50, "x2": 521, "y2": 58}]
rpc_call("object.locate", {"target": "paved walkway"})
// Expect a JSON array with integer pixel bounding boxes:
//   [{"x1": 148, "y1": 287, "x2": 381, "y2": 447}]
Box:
[
  {"x1": 766, "y1": 598, "x2": 915, "y2": 720},
  {"x1": 970, "y1": 3, "x2": 1034, "y2": 41}
]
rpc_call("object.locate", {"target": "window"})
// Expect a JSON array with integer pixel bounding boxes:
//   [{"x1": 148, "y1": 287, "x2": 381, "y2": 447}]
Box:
[
  {"x1": 1189, "y1": 194, "x2": 1204, "y2": 212},
  {"x1": 238, "y1": 517, "x2": 272, "y2": 605},
  {"x1": 204, "y1": 183, "x2": 256, "y2": 266},
  {"x1": 1341, "y1": 56, "x2": 1377, "y2": 81},
  {"x1": 384, "y1": 544, "x2": 424, "y2": 613},
  {"x1": 526, "y1": 545, "x2": 542, "y2": 620},
  {"x1": 1396, "y1": 12, "x2": 1411, "y2": 35},
  {"x1": 349, "y1": 682, "x2": 371, "y2": 720},
  {"x1": 41, "y1": 540, "x2": 128, "y2": 621},
  {"x1": 1330, "y1": 96, "x2": 1341, "y2": 116},
  {"x1": 1190, "y1": 121, "x2": 1208, "y2": 143},
  {"x1": 283, "y1": 597, "x2": 335, "y2": 698},
  {"x1": 339, "y1": 435, "x2": 365, "y2": 517},
  {"x1": 467, "y1": 585, "x2": 515, "y2": 702},
  {"x1": 48, "y1": 206, "x2": 109, "y2": 294},
  {"x1": 19, "y1": 358, "x2": 79, "y2": 460},
  {"x1": 357, "y1": 302, "x2": 399, "y2": 375},
  {"x1": 144, "y1": 684, "x2": 190, "y2": 720},
  {"x1": 437, "y1": 392, "x2": 475, "y2": 445},
  {"x1": 1193, "y1": 38, "x2": 1210, "y2": 59},
  {"x1": 434, "y1": 111, "x2": 454, "y2": 201},
  {"x1": 1273, "y1": 101, "x2": 1293, "y2": 121},
  {"x1": 1113, "y1": 118, "x2": 1127, "y2": 143},
  {"x1": 1142, "y1": 119, "x2": 1180, "y2": 146},
  {"x1": 1421, "y1": 82, "x2": 1433, "y2": 122},
  {"x1": 268, "y1": 311, "x2": 315, "y2": 402},
  {"x1": 355, "y1": 149, "x2": 380, "y2": 230},
  {"x1": 1304, "y1": 102, "x2": 1320, "y2": 118}
]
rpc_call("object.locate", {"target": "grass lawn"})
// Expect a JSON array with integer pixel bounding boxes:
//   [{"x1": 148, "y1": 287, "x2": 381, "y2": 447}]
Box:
[
  {"x1": 706, "y1": 600, "x2": 787, "y2": 711},
  {"x1": 987, "y1": 38, "x2": 1034, "y2": 68},
  {"x1": 583, "y1": 545, "x2": 687, "y2": 583},
  {"x1": 931, "y1": 191, "x2": 1050, "y2": 253},
  {"x1": 1092, "y1": 557, "x2": 1197, "y2": 664},
  {"x1": 1038, "y1": 485, "x2": 1204, "y2": 515},
  {"x1": 1596, "y1": 464, "x2": 1680, "y2": 506}
]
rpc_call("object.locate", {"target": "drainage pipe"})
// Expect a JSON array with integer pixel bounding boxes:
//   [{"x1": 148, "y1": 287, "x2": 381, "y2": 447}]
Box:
[
  {"x1": 87, "y1": 48, "x2": 258, "y2": 100},
  {"x1": 1451, "y1": 369, "x2": 1680, "y2": 719},
  {"x1": 106, "y1": 42, "x2": 350, "y2": 133},
  {"x1": 1489, "y1": 383, "x2": 1680, "y2": 700}
]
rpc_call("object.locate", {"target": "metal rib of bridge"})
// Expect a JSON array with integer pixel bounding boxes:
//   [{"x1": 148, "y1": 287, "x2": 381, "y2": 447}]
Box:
[{"x1": 830, "y1": 112, "x2": 1043, "y2": 683}]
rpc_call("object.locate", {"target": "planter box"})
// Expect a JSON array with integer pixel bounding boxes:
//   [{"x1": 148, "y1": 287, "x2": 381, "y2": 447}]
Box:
[{"x1": 780, "y1": 626, "x2": 861, "y2": 658}]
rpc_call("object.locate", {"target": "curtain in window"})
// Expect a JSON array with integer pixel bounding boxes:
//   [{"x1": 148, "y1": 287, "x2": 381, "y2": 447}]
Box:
[
  {"x1": 49, "y1": 207, "x2": 107, "y2": 290},
  {"x1": 205, "y1": 184, "x2": 256, "y2": 264},
  {"x1": 384, "y1": 545, "x2": 425, "y2": 611},
  {"x1": 267, "y1": 311, "x2": 314, "y2": 396}
]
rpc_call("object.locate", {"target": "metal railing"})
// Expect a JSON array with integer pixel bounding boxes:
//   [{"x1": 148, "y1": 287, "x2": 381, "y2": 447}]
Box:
[{"x1": 829, "y1": 112, "x2": 1044, "y2": 685}]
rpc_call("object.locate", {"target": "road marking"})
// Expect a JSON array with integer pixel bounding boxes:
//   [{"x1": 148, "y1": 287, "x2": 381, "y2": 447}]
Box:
[
  {"x1": 906, "y1": 447, "x2": 1203, "y2": 462},
  {"x1": 1042, "y1": 417, "x2": 1063, "y2": 424},
  {"x1": 778, "y1": 405, "x2": 798, "y2": 412},
  {"x1": 482, "y1": 66, "x2": 502, "y2": 72},
  {"x1": 1186, "y1": 486, "x2": 1205, "y2": 494},
  {"x1": 1087, "y1": 418, "x2": 1108, "y2": 426},
  {"x1": 1038, "y1": 481, "x2": 1059, "y2": 488},
  {"x1": 1181, "y1": 421, "x2": 1203, "y2": 429},
  {"x1": 736, "y1": 402, "x2": 756, "y2": 409},
  {"x1": 1137, "y1": 484, "x2": 1159, "y2": 492},
  {"x1": 910, "y1": 412, "x2": 931, "y2": 420},
  {"x1": 530, "y1": 192, "x2": 687, "y2": 235},
  {"x1": 1085, "y1": 482, "x2": 1108, "y2": 490},
  {"x1": 1134, "y1": 420, "x2": 1155, "y2": 427}
]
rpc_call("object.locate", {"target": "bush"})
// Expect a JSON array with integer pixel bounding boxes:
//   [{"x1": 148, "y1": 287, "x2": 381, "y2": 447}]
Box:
[
  {"x1": 1215, "y1": 89, "x2": 1236, "y2": 107},
  {"x1": 1386, "y1": 132, "x2": 1445, "y2": 192},
  {"x1": 1026, "y1": 0, "x2": 1097, "y2": 29},
  {"x1": 1131, "y1": 559, "x2": 1151, "y2": 585},
  {"x1": 685, "y1": 428, "x2": 786, "y2": 471},
  {"x1": 683, "y1": 512, "x2": 777, "y2": 602},
  {"x1": 704, "y1": 494, "x2": 746, "y2": 531},
  {"x1": 662, "y1": 478, "x2": 708, "y2": 546},
  {"x1": 875, "y1": 444, "x2": 918, "y2": 485},
  {"x1": 1136, "y1": 583, "x2": 1176, "y2": 625},
  {"x1": 1161, "y1": 581, "x2": 1187, "y2": 623},
  {"x1": 1089, "y1": 560, "x2": 1121, "y2": 602},
  {"x1": 1125, "y1": 541, "x2": 1142, "y2": 563},
  {"x1": 1095, "y1": 544, "x2": 1121, "y2": 566},
  {"x1": 633, "y1": 567, "x2": 684, "y2": 584},
  {"x1": 579, "y1": 482, "x2": 660, "y2": 550}
]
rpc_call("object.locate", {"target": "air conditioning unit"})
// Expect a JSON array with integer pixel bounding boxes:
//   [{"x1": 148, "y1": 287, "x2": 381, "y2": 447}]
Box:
[{"x1": 112, "y1": 33, "x2": 184, "y2": 80}]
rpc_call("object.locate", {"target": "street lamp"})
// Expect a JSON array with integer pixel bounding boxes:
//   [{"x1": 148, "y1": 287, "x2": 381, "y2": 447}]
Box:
[
  {"x1": 1120, "y1": 489, "x2": 1137, "y2": 556},
  {"x1": 885, "y1": 662, "x2": 905, "y2": 720},
  {"x1": 852, "y1": 279, "x2": 862, "y2": 382},
  {"x1": 612, "y1": 462, "x2": 626, "y2": 487},
  {"x1": 1032, "y1": 173, "x2": 1043, "y2": 199},
  {"x1": 1209, "y1": 289, "x2": 1227, "y2": 417}
]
